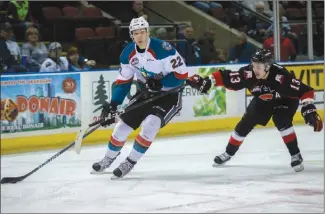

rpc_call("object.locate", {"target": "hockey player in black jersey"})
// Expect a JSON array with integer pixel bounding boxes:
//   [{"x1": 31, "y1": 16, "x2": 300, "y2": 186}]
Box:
[{"x1": 187, "y1": 49, "x2": 323, "y2": 172}]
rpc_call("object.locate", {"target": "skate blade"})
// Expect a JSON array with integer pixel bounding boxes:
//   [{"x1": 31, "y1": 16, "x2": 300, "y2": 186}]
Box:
[
  {"x1": 111, "y1": 175, "x2": 123, "y2": 180},
  {"x1": 212, "y1": 162, "x2": 227, "y2": 168},
  {"x1": 90, "y1": 170, "x2": 113, "y2": 175},
  {"x1": 293, "y1": 164, "x2": 304, "y2": 172}
]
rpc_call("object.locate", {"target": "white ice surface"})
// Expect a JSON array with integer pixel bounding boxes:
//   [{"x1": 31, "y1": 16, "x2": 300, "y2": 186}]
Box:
[{"x1": 1, "y1": 125, "x2": 324, "y2": 213}]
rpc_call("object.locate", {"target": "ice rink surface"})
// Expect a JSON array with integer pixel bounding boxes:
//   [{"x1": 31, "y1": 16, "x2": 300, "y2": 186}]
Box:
[{"x1": 1, "y1": 125, "x2": 324, "y2": 213}]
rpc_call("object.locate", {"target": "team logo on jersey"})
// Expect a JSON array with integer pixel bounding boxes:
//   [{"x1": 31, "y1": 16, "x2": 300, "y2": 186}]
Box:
[
  {"x1": 251, "y1": 85, "x2": 261, "y2": 92},
  {"x1": 162, "y1": 41, "x2": 173, "y2": 51},
  {"x1": 130, "y1": 57, "x2": 139, "y2": 66},
  {"x1": 275, "y1": 74, "x2": 284, "y2": 84},
  {"x1": 244, "y1": 70, "x2": 253, "y2": 79},
  {"x1": 258, "y1": 93, "x2": 273, "y2": 101}
]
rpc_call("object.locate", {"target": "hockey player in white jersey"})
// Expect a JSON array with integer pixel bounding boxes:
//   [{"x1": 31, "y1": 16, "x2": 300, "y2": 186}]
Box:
[{"x1": 92, "y1": 17, "x2": 188, "y2": 179}]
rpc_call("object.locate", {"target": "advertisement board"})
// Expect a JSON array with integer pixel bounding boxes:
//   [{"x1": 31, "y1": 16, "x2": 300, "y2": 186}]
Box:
[
  {"x1": 84, "y1": 66, "x2": 230, "y2": 127},
  {"x1": 1, "y1": 73, "x2": 81, "y2": 134}
]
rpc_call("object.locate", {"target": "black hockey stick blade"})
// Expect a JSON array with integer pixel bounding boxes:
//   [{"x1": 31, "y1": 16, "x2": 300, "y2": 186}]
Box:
[
  {"x1": 1, "y1": 124, "x2": 100, "y2": 184},
  {"x1": 0, "y1": 176, "x2": 25, "y2": 184}
]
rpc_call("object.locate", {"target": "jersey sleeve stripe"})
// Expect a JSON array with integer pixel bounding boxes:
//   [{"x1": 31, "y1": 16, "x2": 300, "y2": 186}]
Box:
[
  {"x1": 300, "y1": 90, "x2": 315, "y2": 102},
  {"x1": 116, "y1": 78, "x2": 133, "y2": 85},
  {"x1": 212, "y1": 70, "x2": 224, "y2": 86},
  {"x1": 147, "y1": 48, "x2": 157, "y2": 59},
  {"x1": 128, "y1": 50, "x2": 136, "y2": 62}
]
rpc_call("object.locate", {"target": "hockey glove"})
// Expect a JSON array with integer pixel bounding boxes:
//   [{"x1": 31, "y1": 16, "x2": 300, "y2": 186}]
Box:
[
  {"x1": 301, "y1": 103, "x2": 323, "y2": 132},
  {"x1": 100, "y1": 101, "x2": 118, "y2": 127},
  {"x1": 146, "y1": 77, "x2": 163, "y2": 92},
  {"x1": 186, "y1": 74, "x2": 212, "y2": 94}
]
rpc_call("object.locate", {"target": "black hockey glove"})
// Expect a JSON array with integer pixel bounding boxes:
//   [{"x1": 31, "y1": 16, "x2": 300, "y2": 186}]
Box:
[
  {"x1": 146, "y1": 77, "x2": 163, "y2": 92},
  {"x1": 301, "y1": 103, "x2": 323, "y2": 132},
  {"x1": 100, "y1": 101, "x2": 118, "y2": 127},
  {"x1": 186, "y1": 74, "x2": 212, "y2": 94}
]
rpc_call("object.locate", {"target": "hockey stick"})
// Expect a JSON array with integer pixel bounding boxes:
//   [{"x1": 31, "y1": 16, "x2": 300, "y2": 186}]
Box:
[
  {"x1": 74, "y1": 125, "x2": 91, "y2": 155},
  {"x1": 88, "y1": 83, "x2": 187, "y2": 127},
  {"x1": 0, "y1": 124, "x2": 101, "y2": 184}
]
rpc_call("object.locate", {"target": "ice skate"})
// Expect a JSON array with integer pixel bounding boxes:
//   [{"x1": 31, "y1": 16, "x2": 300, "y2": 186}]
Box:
[
  {"x1": 91, "y1": 152, "x2": 120, "y2": 174},
  {"x1": 291, "y1": 153, "x2": 304, "y2": 172},
  {"x1": 111, "y1": 157, "x2": 136, "y2": 180},
  {"x1": 213, "y1": 152, "x2": 232, "y2": 167}
]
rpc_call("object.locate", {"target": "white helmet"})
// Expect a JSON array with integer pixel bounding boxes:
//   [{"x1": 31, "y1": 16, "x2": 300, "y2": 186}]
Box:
[{"x1": 129, "y1": 16, "x2": 149, "y2": 37}]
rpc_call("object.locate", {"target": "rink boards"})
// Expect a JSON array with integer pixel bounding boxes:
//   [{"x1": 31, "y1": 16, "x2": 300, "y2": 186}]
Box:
[{"x1": 1, "y1": 61, "x2": 324, "y2": 154}]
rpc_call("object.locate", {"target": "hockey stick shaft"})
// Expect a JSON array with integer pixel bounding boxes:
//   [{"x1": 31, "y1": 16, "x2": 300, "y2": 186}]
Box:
[
  {"x1": 89, "y1": 84, "x2": 187, "y2": 127},
  {"x1": 0, "y1": 124, "x2": 101, "y2": 184}
]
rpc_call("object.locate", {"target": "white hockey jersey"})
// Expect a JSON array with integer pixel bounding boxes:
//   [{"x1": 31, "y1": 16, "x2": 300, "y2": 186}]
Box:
[
  {"x1": 112, "y1": 37, "x2": 188, "y2": 104},
  {"x1": 39, "y1": 57, "x2": 69, "y2": 72}
]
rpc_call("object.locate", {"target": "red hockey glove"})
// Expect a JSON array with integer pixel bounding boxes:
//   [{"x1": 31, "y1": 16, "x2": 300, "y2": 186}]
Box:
[
  {"x1": 186, "y1": 74, "x2": 212, "y2": 94},
  {"x1": 301, "y1": 103, "x2": 323, "y2": 132}
]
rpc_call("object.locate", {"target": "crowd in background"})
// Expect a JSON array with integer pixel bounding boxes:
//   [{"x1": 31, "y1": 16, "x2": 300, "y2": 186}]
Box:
[{"x1": 0, "y1": 0, "x2": 324, "y2": 73}]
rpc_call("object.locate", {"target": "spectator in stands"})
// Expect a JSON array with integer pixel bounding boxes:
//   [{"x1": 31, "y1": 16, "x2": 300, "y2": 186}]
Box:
[
  {"x1": 6, "y1": 0, "x2": 36, "y2": 41},
  {"x1": 66, "y1": 46, "x2": 96, "y2": 71},
  {"x1": 192, "y1": 1, "x2": 222, "y2": 13},
  {"x1": 263, "y1": 28, "x2": 296, "y2": 62},
  {"x1": 267, "y1": 4, "x2": 290, "y2": 34},
  {"x1": 213, "y1": 48, "x2": 227, "y2": 64},
  {"x1": 229, "y1": 11, "x2": 248, "y2": 33},
  {"x1": 176, "y1": 25, "x2": 198, "y2": 65},
  {"x1": 141, "y1": 14, "x2": 148, "y2": 21},
  {"x1": 195, "y1": 28, "x2": 218, "y2": 64},
  {"x1": 40, "y1": 42, "x2": 68, "y2": 72},
  {"x1": 21, "y1": 27, "x2": 48, "y2": 72},
  {"x1": 229, "y1": 32, "x2": 256, "y2": 63},
  {"x1": 0, "y1": 23, "x2": 23, "y2": 72},
  {"x1": 241, "y1": 0, "x2": 272, "y2": 17},
  {"x1": 267, "y1": 4, "x2": 299, "y2": 53},
  {"x1": 155, "y1": 27, "x2": 169, "y2": 40},
  {"x1": 131, "y1": 1, "x2": 147, "y2": 20},
  {"x1": 247, "y1": 1, "x2": 271, "y2": 42},
  {"x1": 1, "y1": 22, "x2": 21, "y2": 63}
]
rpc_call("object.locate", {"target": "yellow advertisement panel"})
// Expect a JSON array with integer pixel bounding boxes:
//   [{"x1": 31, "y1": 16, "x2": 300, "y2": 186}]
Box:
[{"x1": 246, "y1": 63, "x2": 324, "y2": 95}]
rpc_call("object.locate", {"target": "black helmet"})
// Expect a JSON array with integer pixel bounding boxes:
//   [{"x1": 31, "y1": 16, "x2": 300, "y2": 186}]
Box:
[{"x1": 252, "y1": 49, "x2": 273, "y2": 64}]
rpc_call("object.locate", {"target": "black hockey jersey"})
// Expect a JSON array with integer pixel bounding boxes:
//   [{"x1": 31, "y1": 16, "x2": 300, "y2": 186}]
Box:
[{"x1": 211, "y1": 63, "x2": 315, "y2": 103}]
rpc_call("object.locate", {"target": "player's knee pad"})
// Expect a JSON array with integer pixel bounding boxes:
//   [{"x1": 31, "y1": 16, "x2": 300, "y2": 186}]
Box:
[
  {"x1": 112, "y1": 120, "x2": 134, "y2": 142},
  {"x1": 139, "y1": 114, "x2": 162, "y2": 142}
]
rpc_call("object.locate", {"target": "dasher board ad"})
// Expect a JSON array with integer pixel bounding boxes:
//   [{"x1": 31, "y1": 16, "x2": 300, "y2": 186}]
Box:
[{"x1": 1, "y1": 73, "x2": 81, "y2": 134}]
